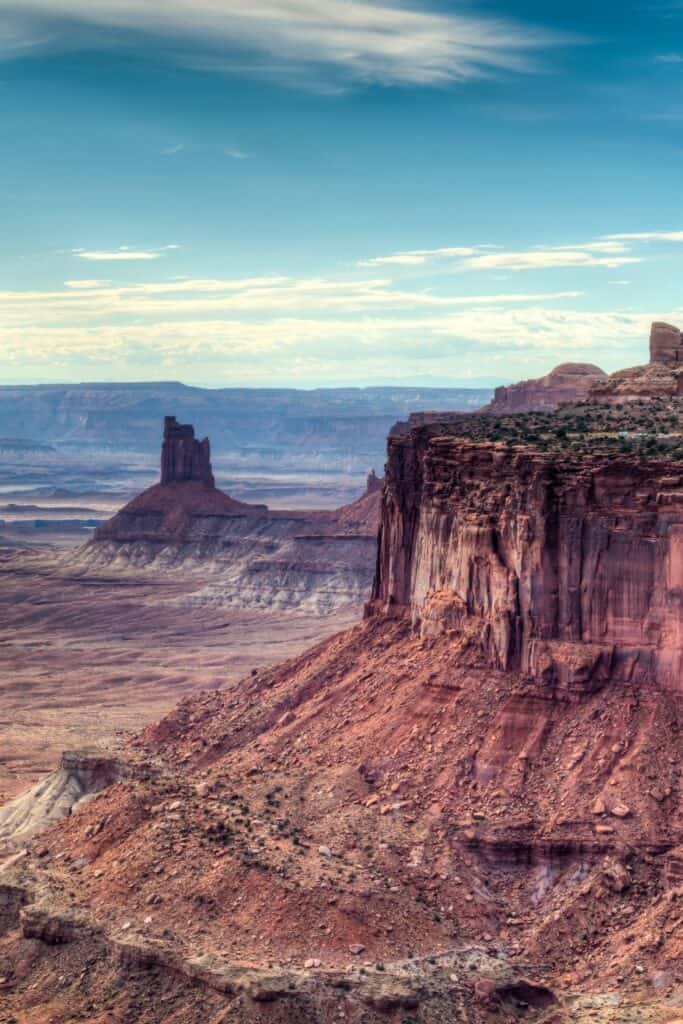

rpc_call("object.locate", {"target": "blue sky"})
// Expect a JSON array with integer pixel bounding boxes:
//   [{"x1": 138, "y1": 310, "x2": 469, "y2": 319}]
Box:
[{"x1": 1, "y1": 0, "x2": 682, "y2": 386}]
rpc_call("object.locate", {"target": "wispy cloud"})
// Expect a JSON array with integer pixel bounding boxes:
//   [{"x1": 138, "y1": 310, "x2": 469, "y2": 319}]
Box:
[
  {"x1": 4, "y1": 1, "x2": 571, "y2": 88},
  {"x1": 64, "y1": 279, "x2": 112, "y2": 289},
  {"x1": 462, "y1": 249, "x2": 638, "y2": 271},
  {"x1": 162, "y1": 143, "x2": 184, "y2": 156},
  {"x1": 602, "y1": 230, "x2": 683, "y2": 242},
  {"x1": 0, "y1": 277, "x2": 584, "y2": 324},
  {"x1": 655, "y1": 53, "x2": 683, "y2": 63},
  {"x1": 358, "y1": 247, "x2": 478, "y2": 267},
  {"x1": 74, "y1": 244, "x2": 180, "y2": 261},
  {"x1": 77, "y1": 250, "x2": 162, "y2": 262},
  {"x1": 358, "y1": 232, "x2": 683, "y2": 274},
  {"x1": 2, "y1": 307, "x2": 679, "y2": 385},
  {"x1": 224, "y1": 147, "x2": 249, "y2": 160}
]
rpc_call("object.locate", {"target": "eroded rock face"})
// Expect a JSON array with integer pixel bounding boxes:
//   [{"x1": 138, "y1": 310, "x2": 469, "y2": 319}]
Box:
[
  {"x1": 370, "y1": 427, "x2": 683, "y2": 693},
  {"x1": 650, "y1": 321, "x2": 683, "y2": 367},
  {"x1": 483, "y1": 363, "x2": 607, "y2": 415},
  {"x1": 161, "y1": 415, "x2": 214, "y2": 487},
  {"x1": 587, "y1": 321, "x2": 683, "y2": 401}
]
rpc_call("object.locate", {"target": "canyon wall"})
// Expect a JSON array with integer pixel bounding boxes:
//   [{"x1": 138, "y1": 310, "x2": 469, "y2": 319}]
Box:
[{"x1": 370, "y1": 425, "x2": 683, "y2": 693}]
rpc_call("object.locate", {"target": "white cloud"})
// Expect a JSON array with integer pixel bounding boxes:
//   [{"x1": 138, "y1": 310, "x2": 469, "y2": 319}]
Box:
[
  {"x1": 6, "y1": 1, "x2": 569, "y2": 87},
  {"x1": 358, "y1": 247, "x2": 477, "y2": 266},
  {"x1": 224, "y1": 147, "x2": 249, "y2": 160},
  {"x1": 0, "y1": 277, "x2": 585, "y2": 327},
  {"x1": 463, "y1": 250, "x2": 639, "y2": 271},
  {"x1": 74, "y1": 244, "x2": 180, "y2": 261},
  {"x1": 64, "y1": 279, "x2": 112, "y2": 289},
  {"x1": 602, "y1": 231, "x2": 683, "y2": 242},
  {"x1": 358, "y1": 239, "x2": 643, "y2": 272},
  {"x1": 2, "y1": 307, "x2": 679, "y2": 384},
  {"x1": 544, "y1": 241, "x2": 629, "y2": 254},
  {"x1": 77, "y1": 250, "x2": 161, "y2": 262},
  {"x1": 162, "y1": 143, "x2": 184, "y2": 155}
]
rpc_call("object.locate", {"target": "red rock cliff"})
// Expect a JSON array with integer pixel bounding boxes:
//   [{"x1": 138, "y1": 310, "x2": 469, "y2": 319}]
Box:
[{"x1": 370, "y1": 425, "x2": 683, "y2": 693}]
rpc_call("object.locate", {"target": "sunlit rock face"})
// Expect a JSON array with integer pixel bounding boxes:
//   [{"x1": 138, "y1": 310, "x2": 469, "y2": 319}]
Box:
[
  {"x1": 483, "y1": 363, "x2": 607, "y2": 415},
  {"x1": 587, "y1": 322, "x2": 683, "y2": 401},
  {"x1": 650, "y1": 322, "x2": 683, "y2": 368},
  {"x1": 370, "y1": 425, "x2": 683, "y2": 694}
]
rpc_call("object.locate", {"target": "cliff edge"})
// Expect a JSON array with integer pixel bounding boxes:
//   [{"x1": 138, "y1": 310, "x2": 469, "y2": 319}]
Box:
[{"x1": 370, "y1": 425, "x2": 683, "y2": 694}]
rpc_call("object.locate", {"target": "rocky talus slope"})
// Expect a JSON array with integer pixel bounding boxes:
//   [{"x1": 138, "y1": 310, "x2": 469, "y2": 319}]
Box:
[
  {"x1": 72, "y1": 418, "x2": 382, "y2": 614},
  {"x1": 1, "y1": 408, "x2": 681, "y2": 1022}
]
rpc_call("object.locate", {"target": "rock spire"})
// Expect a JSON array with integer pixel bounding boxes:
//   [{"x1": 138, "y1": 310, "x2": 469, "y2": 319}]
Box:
[{"x1": 160, "y1": 415, "x2": 214, "y2": 487}]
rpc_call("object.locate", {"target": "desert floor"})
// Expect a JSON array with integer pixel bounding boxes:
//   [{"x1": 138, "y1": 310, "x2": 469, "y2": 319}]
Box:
[{"x1": 0, "y1": 546, "x2": 353, "y2": 801}]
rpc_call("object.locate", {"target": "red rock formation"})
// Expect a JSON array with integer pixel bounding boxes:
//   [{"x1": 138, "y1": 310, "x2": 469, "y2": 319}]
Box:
[
  {"x1": 95, "y1": 415, "x2": 265, "y2": 544},
  {"x1": 588, "y1": 321, "x2": 683, "y2": 401},
  {"x1": 650, "y1": 321, "x2": 683, "y2": 367},
  {"x1": 160, "y1": 415, "x2": 214, "y2": 486},
  {"x1": 482, "y1": 362, "x2": 607, "y2": 414},
  {"x1": 370, "y1": 425, "x2": 683, "y2": 694},
  {"x1": 87, "y1": 417, "x2": 382, "y2": 611},
  {"x1": 3, "y1": 411, "x2": 682, "y2": 1021},
  {"x1": 365, "y1": 468, "x2": 383, "y2": 494}
]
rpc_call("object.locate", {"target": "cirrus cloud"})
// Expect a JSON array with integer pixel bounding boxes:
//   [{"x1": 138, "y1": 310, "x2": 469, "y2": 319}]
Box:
[{"x1": 2, "y1": 1, "x2": 571, "y2": 88}]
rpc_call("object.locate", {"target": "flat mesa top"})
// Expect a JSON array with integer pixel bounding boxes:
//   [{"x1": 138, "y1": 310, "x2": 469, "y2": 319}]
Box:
[{"x1": 410, "y1": 396, "x2": 683, "y2": 461}]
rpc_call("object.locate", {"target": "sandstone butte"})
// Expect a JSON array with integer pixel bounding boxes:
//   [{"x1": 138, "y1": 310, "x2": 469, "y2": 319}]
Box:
[
  {"x1": 95, "y1": 414, "x2": 382, "y2": 542},
  {"x1": 1, "y1": 324, "x2": 683, "y2": 1023}
]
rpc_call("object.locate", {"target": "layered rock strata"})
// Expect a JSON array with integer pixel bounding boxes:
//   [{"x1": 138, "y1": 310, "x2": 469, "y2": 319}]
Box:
[
  {"x1": 370, "y1": 425, "x2": 683, "y2": 694},
  {"x1": 80, "y1": 416, "x2": 382, "y2": 612},
  {"x1": 2, "y1": 411, "x2": 682, "y2": 1020},
  {"x1": 650, "y1": 321, "x2": 683, "y2": 367},
  {"x1": 482, "y1": 363, "x2": 607, "y2": 414},
  {"x1": 588, "y1": 321, "x2": 683, "y2": 402},
  {"x1": 482, "y1": 322, "x2": 683, "y2": 411}
]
